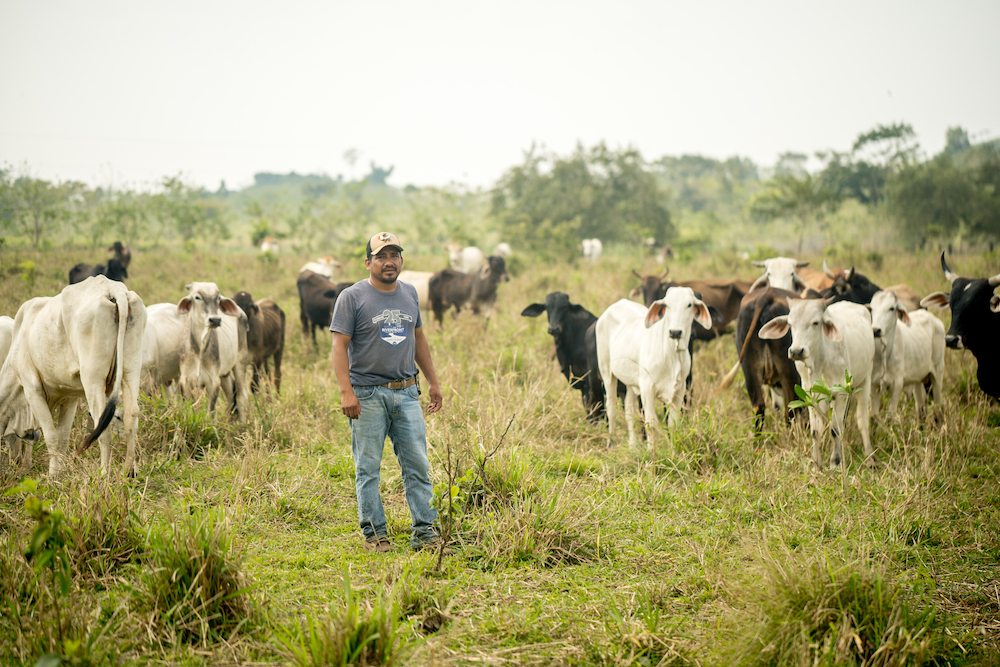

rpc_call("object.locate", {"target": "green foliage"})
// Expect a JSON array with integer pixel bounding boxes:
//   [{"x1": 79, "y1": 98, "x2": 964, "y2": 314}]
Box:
[
  {"x1": 788, "y1": 372, "x2": 854, "y2": 418},
  {"x1": 141, "y1": 506, "x2": 254, "y2": 645},
  {"x1": 737, "y1": 559, "x2": 969, "y2": 667},
  {"x1": 273, "y1": 571, "x2": 407, "y2": 666},
  {"x1": 749, "y1": 172, "x2": 840, "y2": 253},
  {"x1": 156, "y1": 175, "x2": 229, "y2": 243},
  {"x1": 491, "y1": 142, "x2": 674, "y2": 251}
]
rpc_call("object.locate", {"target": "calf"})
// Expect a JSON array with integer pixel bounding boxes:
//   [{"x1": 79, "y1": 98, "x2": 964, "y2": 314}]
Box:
[
  {"x1": 868, "y1": 290, "x2": 945, "y2": 415},
  {"x1": 429, "y1": 256, "x2": 510, "y2": 325},
  {"x1": 920, "y1": 252, "x2": 1000, "y2": 399},
  {"x1": 176, "y1": 282, "x2": 249, "y2": 422},
  {"x1": 232, "y1": 291, "x2": 286, "y2": 394},
  {"x1": 597, "y1": 288, "x2": 713, "y2": 448},
  {"x1": 582, "y1": 238, "x2": 603, "y2": 263},
  {"x1": 748, "y1": 257, "x2": 810, "y2": 294},
  {"x1": 297, "y1": 270, "x2": 352, "y2": 347},
  {"x1": 69, "y1": 258, "x2": 129, "y2": 285},
  {"x1": 140, "y1": 302, "x2": 189, "y2": 393},
  {"x1": 493, "y1": 242, "x2": 513, "y2": 257},
  {"x1": 0, "y1": 276, "x2": 146, "y2": 476},
  {"x1": 0, "y1": 315, "x2": 40, "y2": 473},
  {"x1": 109, "y1": 241, "x2": 131, "y2": 270},
  {"x1": 629, "y1": 269, "x2": 746, "y2": 340},
  {"x1": 521, "y1": 292, "x2": 600, "y2": 416},
  {"x1": 716, "y1": 287, "x2": 803, "y2": 432},
  {"x1": 260, "y1": 237, "x2": 279, "y2": 253},
  {"x1": 447, "y1": 243, "x2": 486, "y2": 273},
  {"x1": 398, "y1": 270, "x2": 434, "y2": 312},
  {"x1": 759, "y1": 299, "x2": 875, "y2": 468}
]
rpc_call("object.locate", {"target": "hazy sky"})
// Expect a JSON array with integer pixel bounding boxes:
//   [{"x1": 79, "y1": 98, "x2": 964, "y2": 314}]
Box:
[{"x1": 2, "y1": 0, "x2": 998, "y2": 191}]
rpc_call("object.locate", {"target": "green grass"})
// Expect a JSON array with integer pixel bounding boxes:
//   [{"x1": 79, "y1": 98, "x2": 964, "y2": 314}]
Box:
[{"x1": 0, "y1": 245, "x2": 998, "y2": 665}]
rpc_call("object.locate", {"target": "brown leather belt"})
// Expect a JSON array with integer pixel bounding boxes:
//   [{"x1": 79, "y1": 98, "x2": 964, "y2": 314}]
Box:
[{"x1": 380, "y1": 378, "x2": 417, "y2": 390}]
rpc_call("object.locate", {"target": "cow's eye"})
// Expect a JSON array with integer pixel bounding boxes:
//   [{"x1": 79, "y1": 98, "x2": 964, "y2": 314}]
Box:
[
  {"x1": 194, "y1": 296, "x2": 201, "y2": 301},
  {"x1": 812, "y1": 321, "x2": 819, "y2": 326},
  {"x1": 687, "y1": 303, "x2": 692, "y2": 308}
]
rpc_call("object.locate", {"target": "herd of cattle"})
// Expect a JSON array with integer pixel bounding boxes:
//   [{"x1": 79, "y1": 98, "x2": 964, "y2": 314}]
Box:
[
  {"x1": 523, "y1": 253, "x2": 999, "y2": 468},
  {"x1": 0, "y1": 240, "x2": 996, "y2": 478}
]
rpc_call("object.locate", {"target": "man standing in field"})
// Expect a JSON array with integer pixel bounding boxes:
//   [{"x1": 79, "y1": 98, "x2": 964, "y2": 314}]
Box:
[{"x1": 331, "y1": 231, "x2": 447, "y2": 553}]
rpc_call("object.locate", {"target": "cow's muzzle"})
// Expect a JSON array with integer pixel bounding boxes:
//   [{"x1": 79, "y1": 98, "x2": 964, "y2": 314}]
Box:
[
  {"x1": 873, "y1": 328, "x2": 882, "y2": 338},
  {"x1": 669, "y1": 329, "x2": 682, "y2": 340},
  {"x1": 788, "y1": 347, "x2": 806, "y2": 361},
  {"x1": 209, "y1": 317, "x2": 222, "y2": 328},
  {"x1": 547, "y1": 326, "x2": 562, "y2": 336},
  {"x1": 945, "y1": 334, "x2": 963, "y2": 350}
]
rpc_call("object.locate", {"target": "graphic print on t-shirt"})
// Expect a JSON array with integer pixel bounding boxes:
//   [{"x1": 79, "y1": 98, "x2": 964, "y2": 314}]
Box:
[{"x1": 371, "y1": 308, "x2": 414, "y2": 346}]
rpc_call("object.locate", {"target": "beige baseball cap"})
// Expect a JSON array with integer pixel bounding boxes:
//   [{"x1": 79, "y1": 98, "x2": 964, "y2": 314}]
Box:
[{"x1": 367, "y1": 231, "x2": 404, "y2": 258}]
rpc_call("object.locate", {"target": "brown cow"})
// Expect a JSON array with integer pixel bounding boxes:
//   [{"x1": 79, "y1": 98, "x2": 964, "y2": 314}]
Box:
[
  {"x1": 232, "y1": 291, "x2": 285, "y2": 394},
  {"x1": 429, "y1": 256, "x2": 510, "y2": 325},
  {"x1": 629, "y1": 269, "x2": 751, "y2": 340},
  {"x1": 297, "y1": 270, "x2": 353, "y2": 347}
]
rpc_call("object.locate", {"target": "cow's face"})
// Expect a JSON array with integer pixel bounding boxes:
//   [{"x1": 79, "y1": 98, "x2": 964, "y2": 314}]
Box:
[
  {"x1": 869, "y1": 290, "x2": 909, "y2": 340},
  {"x1": 751, "y1": 257, "x2": 809, "y2": 293},
  {"x1": 484, "y1": 256, "x2": 510, "y2": 282},
  {"x1": 759, "y1": 299, "x2": 840, "y2": 361},
  {"x1": 824, "y1": 267, "x2": 879, "y2": 304},
  {"x1": 630, "y1": 269, "x2": 669, "y2": 306},
  {"x1": 178, "y1": 282, "x2": 240, "y2": 329},
  {"x1": 644, "y1": 287, "x2": 712, "y2": 349},
  {"x1": 921, "y1": 253, "x2": 1000, "y2": 350}
]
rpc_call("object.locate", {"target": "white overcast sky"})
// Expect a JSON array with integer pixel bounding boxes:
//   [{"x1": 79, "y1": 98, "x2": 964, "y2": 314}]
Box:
[{"x1": 1, "y1": 0, "x2": 998, "y2": 191}]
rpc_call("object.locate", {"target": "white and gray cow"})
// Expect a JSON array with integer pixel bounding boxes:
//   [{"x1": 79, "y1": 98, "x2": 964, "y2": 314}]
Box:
[
  {"x1": 597, "y1": 287, "x2": 713, "y2": 449},
  {"x1": 749, "y1": 256, "x2": 811, "y2": 294},
  {"x1": 176, "y1": 282, "x2": 249, "y2": 422},
  {"x1": 759, "y1": 299, "x2": 874, "y2": 468},
  {"x1": 868, "y1": 290, "x2": 945, "y2": 416},
  {"x1": 0, "y1": 315, "x2": 41, "y2": 472}
]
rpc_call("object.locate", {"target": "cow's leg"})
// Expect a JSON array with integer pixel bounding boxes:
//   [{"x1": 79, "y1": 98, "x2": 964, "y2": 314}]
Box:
[
  {"x1": 18, "y1": 379, "x2": 64, "y2": 475},
  {"x1": 220, "y1": 373, "x2": 235, "y2": 416},
  {"x1": 855, "y1": 378, "x2": 874, "y2": 466},
  {"x1": 829, "y1": 393, "x2": 846, "y2": 468},
  {"x1": 886, "y1": 375, "x2": 904, "y2": 415},
  {"x1": 639, "y1": 381, "x2": 658, "y2": 450},
  {"x1": 273, "y1": 349, "x2": 283, "y2": 395},
  {"x1": 808, "y1": 403, "x2": 826, "y2": 468},
  {"x1": 624, "y1": 386, "x2": 640, "y2": 449},
  {"x1": 81, "y1": 383, "x2": 117, "y2": 475},
  {"x1": 743, "y1": 358, "x2": 767, "y2": 432},
  {"x1": 603, "y1": 372, "x2": 618, "y2": 447},
  {"x1": 911, "y1": 382, "x2": 927, "y2": 416}
]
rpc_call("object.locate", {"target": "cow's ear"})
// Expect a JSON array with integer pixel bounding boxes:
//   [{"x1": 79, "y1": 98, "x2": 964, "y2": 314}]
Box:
[
  {"x1": 521, "y1": 303, "x2": 546, "y2": 317},
  {"x1": 897, "y1": 304, "x2": 911, "y2": 325},
  {"x1": 569, "y1": 304, "x2": 590, "y2": 316},
  {"x1": 644, "y1": 302, "x2": 666, "y2": 329},
  {"x1": 177, "y1": 297, "x2": 192, "y2": 314},
  {"x1": 324, "y1": 289, "x2": 339, "y2": 299},
  {"x1": 693, "y1": 301, "x2": 714, "y2": 329},
  {"x1": 920, "y1": 292, "x2": 950, "y2": 309},
  {"x1": 479, "y1": 264, "x2": 491, "y2": 279},
  {"x1": 628, "y1": 286, "x2": 642, "y2": 300},
  {"x1": 219, "y1": 298, "x2": 241, "y2": 316},
  {"x1": 758, "y1": 316, "x2": 789, "y2": 339},
  {"x1": 991, "y1": 295, "x2": 1000, "y2": 313},
  {"x1": 250, "y1": 303, "x2": 260, "y2": 316},
  {"x1": 185, "y1": 283, "x2": 191, "y2": 291},
  {"x1": 822, "y1": 318, "x2": 842, "y2": 342}
]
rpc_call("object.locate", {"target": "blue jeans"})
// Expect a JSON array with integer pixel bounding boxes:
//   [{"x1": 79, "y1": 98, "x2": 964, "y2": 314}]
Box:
[{"x1": 351, "y1": 383, "x2": 438, "y2": 547}]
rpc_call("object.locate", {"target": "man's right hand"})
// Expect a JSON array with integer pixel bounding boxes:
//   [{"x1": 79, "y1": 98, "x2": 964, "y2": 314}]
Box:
[{"x1": 341, "y1": 392, "x2": 361, "y2": 419}]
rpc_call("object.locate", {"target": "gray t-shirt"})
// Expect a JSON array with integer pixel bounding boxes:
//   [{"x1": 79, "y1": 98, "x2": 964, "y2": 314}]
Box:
[{"x1": 330, "y1": 279, "x2": 423, "y2": 386}]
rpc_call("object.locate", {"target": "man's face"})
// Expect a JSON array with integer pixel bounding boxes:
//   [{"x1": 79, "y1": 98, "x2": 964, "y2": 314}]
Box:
[{"x1": 366, "y1": 248, "x2": 402, "y2": 284}]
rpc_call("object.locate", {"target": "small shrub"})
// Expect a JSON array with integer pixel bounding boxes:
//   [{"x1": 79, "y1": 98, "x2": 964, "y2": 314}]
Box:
[
  {"x1": 735, "y1": 559, "x2": 969, "y2": 667},
  {"x1": 141, "y1": 506, "x2": 254, "y2": 646},
  {"x1": 273, "y1": 571, "x2": 409, "y2": 666},
  {"x1": 65, "y1": 480, "x2": 146, "y2": 579}
]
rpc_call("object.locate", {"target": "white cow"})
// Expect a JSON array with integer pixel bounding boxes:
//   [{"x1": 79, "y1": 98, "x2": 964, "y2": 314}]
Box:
[
  {"x1": 759, "y1": 299, "x2": 874, "y2": 468},
  {"x1": 141, "y1": 302, "x2": 189, "y2": 393},
  {"x1": 260, "y1": 237, "x2": 280, "y2": 253},
  {"x1": 597, "y1": 288, "x2": 713, "y2": 449},
  {"x1": 0, "y1": 276, "x2": 147, "y2": 476},
  {"x1": 177, "y1": 282, "x2": 249, "y2": 422},
  {"x1": 298, "y1": 256, "x2": 341, "y2": 278},
  {"x1": 749, "y1": 257, "x2": 810, "y2": 293},
  {"x1": 868, "y1": 290, "x2": 945, "y2": 415},
  {"x1": 0, "y1": 315, "x2": 40, "y2": 472},
  {"x1": 447, "y1": 243, "x2": 486, "y2": 273},
  {"x1": 582, "y1": 238, "x2": 603, "y2": 263},
  {"x1": 493, "y1": 242, "x2": 513, "y2": 257},
  {"x1": 398, "y1": 270, "x2": 434, "y2": 313}
]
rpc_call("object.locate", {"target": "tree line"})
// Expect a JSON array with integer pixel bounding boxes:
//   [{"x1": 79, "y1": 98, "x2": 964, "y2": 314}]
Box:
[{"x1": 1, "y1": 124, "x2": 997, "y2": 253}]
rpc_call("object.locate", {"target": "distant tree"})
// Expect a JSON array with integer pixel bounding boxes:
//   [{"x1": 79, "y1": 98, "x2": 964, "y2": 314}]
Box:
[
  {"x1": 491, "y1": 142, "x2": 673, "y2": 254},
  {"x1": 774, "y1": 152, "x2": 809, "y2": 178},
  {"x1": 156, "y1": 176, "x2": 228, "y2": 242},
  {"x1": 749, "y1": 172, "x2": 839, "y2": 254},
  {"x1": 364, "y1": 162, "x2": 394, "y2": 186},
  {"x1": 0, "y1": 172, "x2": 84, "y2": 248},
  {"x1": 944, "y1": 126, "x2": 971, "y2": 159}
]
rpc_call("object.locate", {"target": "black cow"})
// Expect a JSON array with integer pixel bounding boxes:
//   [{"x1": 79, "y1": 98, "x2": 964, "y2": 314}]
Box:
[
  {"x1": 109, "y1": 241, "x2": 131, "y2": 270},
  {"x1": 68, "y1": 258, "x2": 129, "y2": 285},
  {"x1": 429, "y1": 255, "x2": 510, "y2": 325},
  {"x1": 921, "y1": 252, "x2": 1000, "y2": 399},
  {"x1": 820, "y1": 264, "x2": 923, "y2": 312},
  {"x1": 297, "y1": 270, "x2": 353, "y2": 348},
  {"x1": 717, "y1": 286, "x2": 803, "y2": 432}
]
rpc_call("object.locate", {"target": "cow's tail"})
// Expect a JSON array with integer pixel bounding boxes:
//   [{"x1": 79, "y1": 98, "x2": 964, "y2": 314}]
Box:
[
  {"x1": 78, "y1": 289, "x2": 128, "y2": 453},
  {"x1": 714, "y1": 289, "x2": 772, "y2": 396}
]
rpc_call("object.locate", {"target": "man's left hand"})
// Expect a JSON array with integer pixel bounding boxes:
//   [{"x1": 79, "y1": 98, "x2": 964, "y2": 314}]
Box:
[{"x1": 426, "y1": 383, "x2": 443, "y2": 414}]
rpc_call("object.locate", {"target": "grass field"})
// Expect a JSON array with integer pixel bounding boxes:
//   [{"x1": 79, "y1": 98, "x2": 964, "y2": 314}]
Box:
[{"x1": 0, "y1": 245, "x2": 998, "y2": 666}]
